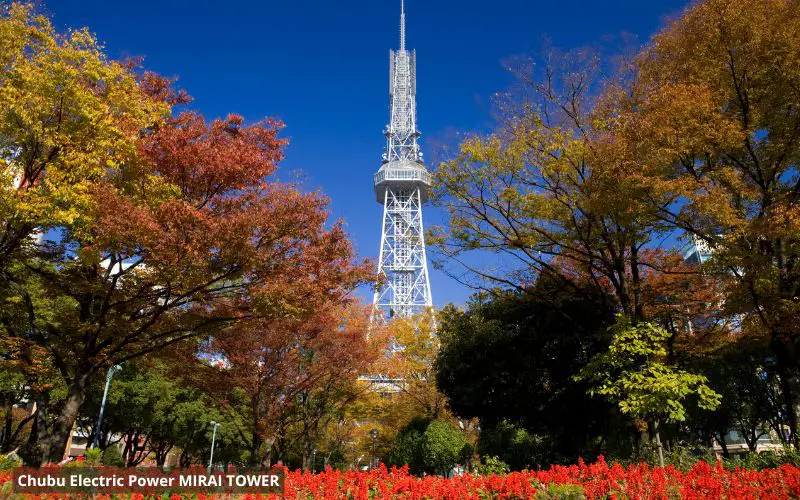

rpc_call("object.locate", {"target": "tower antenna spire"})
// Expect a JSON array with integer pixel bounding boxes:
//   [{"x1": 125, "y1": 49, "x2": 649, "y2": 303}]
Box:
[{"x1": 400, "y1": 0, "x2": 406, "y2": 51}]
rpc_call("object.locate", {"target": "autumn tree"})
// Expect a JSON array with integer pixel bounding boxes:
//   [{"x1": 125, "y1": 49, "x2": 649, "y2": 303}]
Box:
[
  {"x1": 607, "y1": 0, "x2": 800, "y2": 444},
  {"x1": 175, "y1": 302, "x2": 381, "y2": 469},
  {"x1": 8, "y1": 109, "x2": 346, "y2": 464},
  {"x1": 0, "y1": 3, "x2": 168, "y2": 272},
  {"x1": 431, "y1": 35, "x2": 738, "y2": 462},
  {"x1": 290, "y1": 305, "x2": 383, "y2": 470},
  {"x1": 380, "y1": 311, "x2": 448, "y2": 422},
  {"x1": 430, "y1": 46, "x2": 683, "y2": 326},
  {"x1": 0, "y1": 4, "x2": 370, "y2": 464},
  {"x1": 0, "y1": 3, "x2": 170, "y2": 463}
]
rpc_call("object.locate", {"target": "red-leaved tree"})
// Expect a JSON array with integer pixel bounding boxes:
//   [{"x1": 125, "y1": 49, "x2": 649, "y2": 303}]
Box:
[{"x1": 8, "y1": 100, "x2": 370, "y2": 464}]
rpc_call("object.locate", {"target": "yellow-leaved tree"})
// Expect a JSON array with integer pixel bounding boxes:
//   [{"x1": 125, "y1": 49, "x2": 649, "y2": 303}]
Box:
[
  {"x1": 0, "y1": 2, "x2": 169, "y2": 270},
  {"x1": 609, "y1": 0, "x2": 800, "y2": 445}
]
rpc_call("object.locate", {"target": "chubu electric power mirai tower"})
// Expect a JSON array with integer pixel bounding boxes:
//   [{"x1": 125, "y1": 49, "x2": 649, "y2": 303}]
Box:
[{"x1": 371, "y1": 0, "x2": 433, "y2": 321}]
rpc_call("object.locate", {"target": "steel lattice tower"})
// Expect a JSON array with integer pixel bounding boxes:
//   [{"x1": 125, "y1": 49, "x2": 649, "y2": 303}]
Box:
[{"x1": 372, "y1": 0, "x2": 432, "y2": 321}]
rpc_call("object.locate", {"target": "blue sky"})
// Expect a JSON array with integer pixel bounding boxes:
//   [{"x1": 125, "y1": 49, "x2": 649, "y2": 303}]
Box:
[{"x1": 45, "y1": 0, "x2": 690, "y2": 307}]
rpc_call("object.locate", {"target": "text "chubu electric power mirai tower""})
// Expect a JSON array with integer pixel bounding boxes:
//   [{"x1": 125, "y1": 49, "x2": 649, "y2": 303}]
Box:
[{"x1": 371, "y1": 0, "x2": 433, "y2": 321}]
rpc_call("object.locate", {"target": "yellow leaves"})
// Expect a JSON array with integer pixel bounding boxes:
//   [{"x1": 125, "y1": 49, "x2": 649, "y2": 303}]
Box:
[
  {"x1": 751, "y1": 203, "x2": 800, "y2": 241},
  {"x1": 458, "y1": 135, "x2": 500, "y2": 165},
  {"x1": 635, "y1": 84, "x2": 740, "y2": 162},
  {"x1": 649, "y1": 0, "x2": 794, "y2": 80},
  {"x1": 642, "y1": 0, "x2": 800, "y2": 128},
  {"x1": 0, "y1": 2, "x2": 171, "y2": 245},
  {"x1": 381, "y1": 312, "x2": 439, "y2": 380}
]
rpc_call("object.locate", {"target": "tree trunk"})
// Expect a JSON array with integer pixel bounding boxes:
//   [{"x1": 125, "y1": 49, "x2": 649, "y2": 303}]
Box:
[
  {"x1": 742, "y1": 423, "x2": 764, "y2": 453},
  {"x1": 19, "y1": 394, "x2": 44, "y2": 467},
  {"x1": 122, "y1": 430, "x2": 134, "y2": 464},
  {"x1": 125, "y1": 430, "x2": 142, "y2": 467},
  {"x1": 250, "y1": 429, "x2": 262, "y2": 466},
  {"x1": 634, "y1": 418, "x2": 649, "y2": 456},
  {"x1": 742, "y1": 431, "x2": 757, "y2": 453},
  {"x1": 301, "y1": 438, "x2": 313, "y2": 472},
  {"x1": 653, "y1": 419, "x2": 665, "y2": 468},
  {"x1": 273, "y1": 434, "x2": 287, "y2": 466},
  {"x1": 1, "y1": 399, "x2": 12, "y2": 452},
  {"x1": 302, "y1": 430, "x2": 317, "y2": 472},
  {"x1": 716, "y1": 430, "x2": 730, "y2": 458},
  {"x1": 630, "y1": 244, "x2": 644, "y2": 323},
  {"x1": 131, "y1": 435, "x2": 151, "y2": 466},
  {"x1": 2, "y1": 411, "x2": 34, "y2": 454},
  {"x1": 38, "y1": 378, "x2": 87, "y2": 464},
  {"x1": 772, "y1": 335, "x2": 800, "y2": 448},
  {"x1": 264, "y1": 444, "x2": 272, "y2": 468},
  {"x1": 179, "y1": 448, "x2": 192, "y2": 468},
  {"x1": 260, "y1": 438, "x2": 274, "y2": 468},
  {"x1": 155, "y1": 441, "x2": 173, "y2": 468}
]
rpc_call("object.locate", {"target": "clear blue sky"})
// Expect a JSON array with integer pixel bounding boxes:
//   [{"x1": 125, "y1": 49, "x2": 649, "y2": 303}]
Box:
[{"x1": 45, "y1": 0, "x2": 690, "y2": 307}]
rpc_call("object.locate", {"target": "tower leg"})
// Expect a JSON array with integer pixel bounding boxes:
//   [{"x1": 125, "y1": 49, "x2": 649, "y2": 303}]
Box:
[{"x1": 372, "y1": 186, "x2": 432, "y2": 323}]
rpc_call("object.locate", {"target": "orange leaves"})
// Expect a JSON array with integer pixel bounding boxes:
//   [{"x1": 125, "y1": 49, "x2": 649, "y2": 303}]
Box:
[
  {"x1": 137, "y1": 71, "x2": 192, "y2": 107},
  {"x1": 185, "y1": 301, "x2": 384, "y2": 456},
  {"x1": 87, "y1": 104, "x2": 369, "y2": 318},
  {"x1": 644, "y1": 0, "x2": 799, "y2": 102},
  {"x1": 624, "y1": 0, "x2": 800, "y2": 332},
  {"x1": 608, "y1": 83, "x2": 741, "y2": 176},
  {"x1": 637, "y1": 249, "x2": 726, "y2": 330},
  {"x1": 139, "y1": 111, "x2": 286, "y2": 203}
]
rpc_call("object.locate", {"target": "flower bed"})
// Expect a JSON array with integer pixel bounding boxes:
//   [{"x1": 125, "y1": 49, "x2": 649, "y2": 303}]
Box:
[{"x1": 2, "y1": 457, "x2": 800, "y2": 498}]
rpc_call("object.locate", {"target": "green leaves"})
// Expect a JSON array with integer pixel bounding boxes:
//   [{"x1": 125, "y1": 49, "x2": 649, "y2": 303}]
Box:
[
  {"x1": 388, "y1": 418, "x2": 468, "y2": 475},
  {"x1": 577, "y1": 315, "x2": 721, "y2": 423}
]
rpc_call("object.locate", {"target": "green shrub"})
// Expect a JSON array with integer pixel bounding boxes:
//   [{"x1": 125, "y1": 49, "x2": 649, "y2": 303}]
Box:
[
  {"x1": 477, "y1": 420, "x2": 539, "y2": 471},
  {"x1": 615, "y1": 441, "x2": 713, "y2": 471},
  {"x1": 84, "y1": 447, "x2": 102, "y2": 465},
  {"x1": 421, "y1": 420, "x2": 469, "y2": 476},
  {"x1": 388, "y1": 418, "x2": 470, "y2": 476},
  {"x1": 616, "y1": 441, "x2": 800, "y2": 472},
  {"x1": 723, "y1": 447, "x2": 800, "y2": 471},
  {"x1": 387, "y1": 418, "x2": 428, "y2": 473},
  {"x1": 101, "y1": 445, "x2": 125, "y2": 467},
  {"x1": 0, "y1": 453, "x2": 22, "y2": 471},
  {"x1": 475, "y1": 455, "x2": 510, "y2": 475}
]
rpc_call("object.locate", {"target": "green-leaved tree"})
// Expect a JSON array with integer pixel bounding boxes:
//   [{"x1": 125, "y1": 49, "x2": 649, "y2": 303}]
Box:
[{"x1": 577, "y1": 316, "x2": 721, "y2": 466}]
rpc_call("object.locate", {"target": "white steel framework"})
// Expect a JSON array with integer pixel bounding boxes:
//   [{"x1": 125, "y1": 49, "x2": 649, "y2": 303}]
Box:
[{"x1": 372, "y1": 0, "x2": 432, "y2": 321}]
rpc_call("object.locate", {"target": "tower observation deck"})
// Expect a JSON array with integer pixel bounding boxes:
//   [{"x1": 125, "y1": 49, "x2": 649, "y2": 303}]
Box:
[{"x1": 372, "y1": 0, "x2": 433, "y2": 321}]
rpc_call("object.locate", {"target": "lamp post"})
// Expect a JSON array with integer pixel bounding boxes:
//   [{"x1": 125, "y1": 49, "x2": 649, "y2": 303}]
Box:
[
  {"x1": 311, "y1": 448, "x2": 317, "y2": 473},
  {"x1": 208, "y1": 421, "x2": 220, "y2": 472},
  {"x1": 91, "y1": 364, "x2": 122, "y2": 449},
  {"x1": 369, "y1": 428, "x2": 378, "y2": 469}
]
